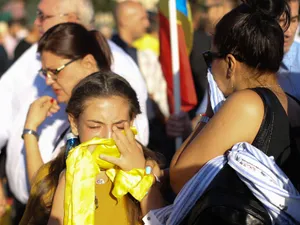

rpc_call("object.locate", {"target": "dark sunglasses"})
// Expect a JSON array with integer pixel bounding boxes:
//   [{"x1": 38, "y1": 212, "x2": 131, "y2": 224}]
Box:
[{"x1": 202, "y1": 51, "x2": 224, "y2": 68}]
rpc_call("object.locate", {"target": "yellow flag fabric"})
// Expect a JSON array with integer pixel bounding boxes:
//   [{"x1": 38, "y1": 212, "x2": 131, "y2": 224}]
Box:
[
  {"x1": 64, "y1": 128, "x2": 153, "y2": 225},
  {"x1": 106, "y1": 168, "x2": 154, "y2": 201}
]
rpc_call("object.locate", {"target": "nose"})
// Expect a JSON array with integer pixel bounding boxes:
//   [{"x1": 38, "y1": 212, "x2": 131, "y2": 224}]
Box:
[
  {"x1": 34, "y1": 16, "x2": 41, "y2": 27},
  {"x1": 45, "y1": 75, "x2": 55, "y2": 86},
  {"x1": 107, "y1": 127, "x2": 113, "y2": 139},
  {"x1": 285, "y1": 25, "x2": 293, "y2": 37},
  {"x1": 145, "y1": 18, "x2": 150, "y2": 29}
]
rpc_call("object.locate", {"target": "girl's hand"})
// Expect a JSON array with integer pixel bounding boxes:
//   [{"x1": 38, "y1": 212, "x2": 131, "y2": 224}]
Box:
[
  {"x1": 25, "y1": 96, "x2": 60, "y2": 130},
  {"x1": 100, "y1": 122, "x2": 146, "y2": 171}
]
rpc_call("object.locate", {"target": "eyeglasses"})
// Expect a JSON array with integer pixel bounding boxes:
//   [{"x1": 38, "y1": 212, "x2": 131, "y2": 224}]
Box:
[
  {"x1": 38, "y1": 58, "x2": 80, "y2": 81},
  {"x1": 202, "y1": 51, "x2": 224, "y2": 68},
  {"x1": 36, "y1": 10, "x2": 70, "y2": 22}
]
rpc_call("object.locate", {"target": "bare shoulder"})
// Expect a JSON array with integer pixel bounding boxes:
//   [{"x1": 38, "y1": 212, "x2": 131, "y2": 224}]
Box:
[
  {"x1": 204, "y1": 89, "x2": 265, "y2": 144},
  {"x1": 223, "y1": 89, "x2": 265, "y2": 119}
]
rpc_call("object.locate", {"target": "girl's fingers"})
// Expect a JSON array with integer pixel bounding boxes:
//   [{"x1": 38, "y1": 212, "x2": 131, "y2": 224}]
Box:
[
  {"x1": 113, "y1": 126, "x2": 131, "y2": 151},
  {"x1": 99, "y1": 154, "x2": 121, "y2": 167},
  {"x1": 51, "y1": 103, "x2": 60, "y2": 110},
  {"x1": 135, "y1": 141, "x2": 144, "y2": 153},
  {"x1": 112, "y1": 131, "x2": 127, "y2": 155},
  {"x1": 145, "y1": 159, "x2": 161, "y2": 177},
  {"x1": 49, "y1": 107, "x2": 59, "y2": 114},
  {"x1": 123, "y1": 122, "x2": 135, "y2": 144}
]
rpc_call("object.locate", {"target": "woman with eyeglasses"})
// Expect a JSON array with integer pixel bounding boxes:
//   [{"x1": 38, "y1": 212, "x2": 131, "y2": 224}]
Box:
[
  {"x1": 22, "y1": 22, "x2": 112, "y2": 186},
  {"x1": 139, "y1": 0, "x2": 300, "y2": 224}
]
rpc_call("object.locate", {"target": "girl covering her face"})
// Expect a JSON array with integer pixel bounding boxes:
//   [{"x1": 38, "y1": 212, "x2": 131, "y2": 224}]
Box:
[{"x1": 21, "y1": 72, "x2": 164, "y2": 225}]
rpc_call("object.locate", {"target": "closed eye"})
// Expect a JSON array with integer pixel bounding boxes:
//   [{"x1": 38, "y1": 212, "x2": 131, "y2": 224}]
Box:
[{"x1": 88, "y1": 125, "x2": 102, "y2": 129}]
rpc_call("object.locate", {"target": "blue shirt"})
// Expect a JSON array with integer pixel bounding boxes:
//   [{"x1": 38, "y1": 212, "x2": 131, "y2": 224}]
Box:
[{"x1": 278, "y1": 42, "x2": 300, "y2": 100}]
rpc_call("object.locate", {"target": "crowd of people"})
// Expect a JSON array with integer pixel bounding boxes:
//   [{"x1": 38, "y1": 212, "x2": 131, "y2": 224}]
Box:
[{"x1": 0, "y1": 0, "x2": 300, "y2": 224}]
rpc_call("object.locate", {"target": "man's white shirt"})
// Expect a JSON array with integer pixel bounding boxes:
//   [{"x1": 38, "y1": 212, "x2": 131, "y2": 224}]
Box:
[{"x1": 0, "y1": 41, "x2": 149, "y2": 203}]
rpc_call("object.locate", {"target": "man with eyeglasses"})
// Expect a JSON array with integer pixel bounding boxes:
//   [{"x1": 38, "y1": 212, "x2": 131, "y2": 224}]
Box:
[{"x1": 0, "y1": 0, "x2": 149, "y2": 224}]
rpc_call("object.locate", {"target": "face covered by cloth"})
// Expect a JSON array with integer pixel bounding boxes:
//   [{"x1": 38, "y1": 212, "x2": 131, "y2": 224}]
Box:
[{"x1": 64, "y1": 127, "x2": 154, "y2": 225}]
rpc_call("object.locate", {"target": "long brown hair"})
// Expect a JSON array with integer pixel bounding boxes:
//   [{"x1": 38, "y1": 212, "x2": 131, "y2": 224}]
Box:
[
  {"x1": 25, "y1": 71, "x2": 163, "y2": 224},
  {"x1": 37, "y1": 22, "x2": 112, "y2": 71}
]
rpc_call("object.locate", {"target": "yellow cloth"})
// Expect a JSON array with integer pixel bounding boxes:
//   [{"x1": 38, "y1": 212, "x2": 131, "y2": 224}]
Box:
[
  {"x1": 106, "y1": 168, "x2": 154, "y2": 201},
  {"x1": 64, "y1": 129, "x2": 153, "y2": 225},
  {"x1": 133, "y1": 34, "x2": 160, "y2": 56}
]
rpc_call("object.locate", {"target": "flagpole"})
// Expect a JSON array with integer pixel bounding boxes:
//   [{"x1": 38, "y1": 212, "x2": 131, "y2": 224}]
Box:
[{"x1": 169, "y1": 0, "x2": 182, "y2": 149}]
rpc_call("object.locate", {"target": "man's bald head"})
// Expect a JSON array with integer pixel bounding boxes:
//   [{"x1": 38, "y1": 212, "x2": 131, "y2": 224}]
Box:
[
  {"x1": 115, "y1": 1, "x2": 144, "y2": 23},
  {"x1": 114, "y1": 1, "x2": 149, "y2": 44}
]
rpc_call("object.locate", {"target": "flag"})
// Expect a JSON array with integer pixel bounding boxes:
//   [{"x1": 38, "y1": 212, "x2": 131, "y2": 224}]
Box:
[{"x1": 159, "y1": 0, "x2": 197, "y2": 113}]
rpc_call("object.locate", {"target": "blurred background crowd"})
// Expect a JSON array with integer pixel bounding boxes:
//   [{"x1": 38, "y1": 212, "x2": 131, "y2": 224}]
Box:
[{"x1": 0, "y1": 0, "x2": 300, "y2": 224}]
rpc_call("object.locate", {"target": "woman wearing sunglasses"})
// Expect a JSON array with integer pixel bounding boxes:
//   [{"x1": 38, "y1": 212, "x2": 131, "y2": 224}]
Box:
[
  {"x1": 171, "y1": 0, "x2": 293, "y2": 191},
  {"x1": 141, "y1": 0, "x2": 300, "y2": 224}
]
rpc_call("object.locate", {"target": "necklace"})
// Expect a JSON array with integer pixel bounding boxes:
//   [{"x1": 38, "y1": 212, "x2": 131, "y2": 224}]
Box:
[{"x1": 95, "y1": 171, "x2": 108, "y2": 185}]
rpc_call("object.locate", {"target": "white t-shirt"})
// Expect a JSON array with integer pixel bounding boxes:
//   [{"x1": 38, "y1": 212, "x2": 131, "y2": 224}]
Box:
[{"x1": 0, "y1": 41, "x2": 149, "y2": 204}]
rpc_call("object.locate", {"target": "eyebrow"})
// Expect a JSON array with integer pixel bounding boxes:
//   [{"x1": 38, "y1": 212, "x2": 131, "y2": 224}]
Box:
[{"x1": 87, "y1": 120, "x2": 128, "y2": 125}]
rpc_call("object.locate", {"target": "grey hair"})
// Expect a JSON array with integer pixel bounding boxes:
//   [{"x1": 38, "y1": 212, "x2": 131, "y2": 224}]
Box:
[{"x1": 60, "y1": 0, "x2": 95, "y2": 28}]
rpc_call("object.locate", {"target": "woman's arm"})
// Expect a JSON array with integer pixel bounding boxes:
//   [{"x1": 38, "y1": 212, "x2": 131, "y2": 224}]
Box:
[
  {"x1": 139, "y1": 160, "x2": 168, "y2": 216},
  {"x1": 24, "y1": 96, "x2": 60, "y2": 184},
  {"x1": 47, "y1": 172, "x2": 65, "y2": 225},
  {"x1": 140, "y1": 183, "x2": 165, "y2": 216},
  {"x1": 170, "y1": 90, "x2": 265, "y2": 193}
]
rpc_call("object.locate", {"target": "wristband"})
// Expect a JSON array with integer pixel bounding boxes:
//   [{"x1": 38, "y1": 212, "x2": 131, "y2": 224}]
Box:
[{"x1": 22, "y1": 129, "x2": 39, "y2": 141}]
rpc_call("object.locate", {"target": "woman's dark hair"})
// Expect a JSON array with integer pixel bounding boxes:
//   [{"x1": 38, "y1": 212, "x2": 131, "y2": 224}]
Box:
[
  {"x1": 24, "y1": 71, "x2": 164, "y2": 224},
  {"x1": 66, "y1": 71, "x2": 141, "y2": 120},
  {"x1": 37, "y1": 22, "x2": 111, "y2": 71},
  {"x1": 214, "y1": 0, "x2": 291, "y2": 73}
]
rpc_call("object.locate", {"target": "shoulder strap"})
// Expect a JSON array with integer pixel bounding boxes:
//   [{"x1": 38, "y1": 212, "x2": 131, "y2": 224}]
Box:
[{"x1": 250, "y1": 88, "x2": 276, "y2": 154}]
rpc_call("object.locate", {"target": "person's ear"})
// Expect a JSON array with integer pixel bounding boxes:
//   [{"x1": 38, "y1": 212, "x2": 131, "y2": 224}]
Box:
[
  {"x1": 225, "y1": 54, "x2": 236, "y2": 78},
  {"x1": 68, "y1": 114, "x2": 79, "y2": 136},
  {"x1": 81, "y1": 54, "x2": 98, "y2": 71}
]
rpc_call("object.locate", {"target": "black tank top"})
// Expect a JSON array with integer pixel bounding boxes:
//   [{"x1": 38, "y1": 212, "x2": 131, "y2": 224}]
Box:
[
  {"x1": 251, "y1": 88, "x2": 291, "y2": 166},
  {"x1": 181, "y1": 88, "x2": 297, "y2": 225}
]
